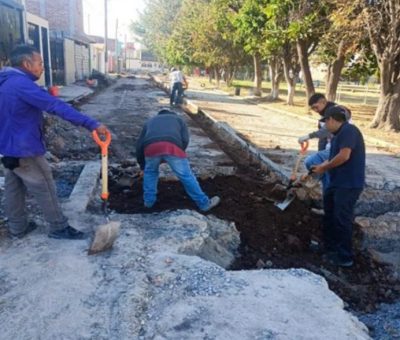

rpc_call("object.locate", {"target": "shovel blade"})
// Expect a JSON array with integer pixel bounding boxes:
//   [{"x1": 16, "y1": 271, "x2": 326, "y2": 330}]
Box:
[
  {"x1": 88, "y1": 221, "x2": 120, "y2": 255},
  {"x1": 274, "y1": 194, "x2": 295, "y2": 211}
]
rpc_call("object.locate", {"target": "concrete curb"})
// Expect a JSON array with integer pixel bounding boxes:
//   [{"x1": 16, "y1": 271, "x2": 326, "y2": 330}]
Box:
[{"x1": 62, "y1": 161, "x2": 100, "y2": 217}]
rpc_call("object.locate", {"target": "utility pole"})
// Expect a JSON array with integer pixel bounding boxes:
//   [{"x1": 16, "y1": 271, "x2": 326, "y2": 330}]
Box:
[
  {"x1": 104, "y1": 0, "x2": 108, "y2": 74},
  {"x1": 115, "y1": 19, "x2": 118, "y2": 73},
  {"x1": 124, "y1": 33, "x2": 127, "y2": 72}
]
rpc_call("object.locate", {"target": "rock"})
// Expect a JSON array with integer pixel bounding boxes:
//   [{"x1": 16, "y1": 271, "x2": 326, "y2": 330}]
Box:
[
  {"x1": 116, "y1": 175, "x2": 134, "y2": 188},
  {"x1": 287, "y1": 234, "x2": 303, "y2": 251},
  {"x1": 295, "y1": 187, "x2": 308, "y2": 201},
  {"x1": 256, "y1": 259, "x2": 265, "y2": 269}
]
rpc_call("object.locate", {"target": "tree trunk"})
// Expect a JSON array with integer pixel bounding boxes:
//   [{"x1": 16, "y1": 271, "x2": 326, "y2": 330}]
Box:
[
  {"x1": 226, "y1": 66, "x2": 235, "y2": 87},
  {"x1": 253, "y1": 53, "x2": 262, "y2": 96},
  {"x1": 282, "y1": 53, "x2": 298, "y2": 105},
  {"x1": 326, "y1": 41, "x2": 346, "y2": 102},
  {"x1": 268, "y1": 57, "x2": 282, "y2": 100},
  {"x1": 370, "y1": 92, "x2": 400, "y2": 131},
  {"x1": 296, "y1": 39, "x2": 315, "y2": 100},
  {"x1": 370, "y1": 61, "x2": 400, "y2": 130},
  {"x1": 213, "y1": 66, "x2": 220, "y2": 87}
]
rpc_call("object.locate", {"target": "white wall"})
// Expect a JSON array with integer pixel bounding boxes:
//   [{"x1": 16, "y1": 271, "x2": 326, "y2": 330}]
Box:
[{"x1": 64, "y1": 38, "x2": 75, "y2": 85}]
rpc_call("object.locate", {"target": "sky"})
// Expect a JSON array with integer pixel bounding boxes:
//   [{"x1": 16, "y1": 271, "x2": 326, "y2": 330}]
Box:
[{"x1": 83, "y1": 0, "x2": 146, "y2": 41}]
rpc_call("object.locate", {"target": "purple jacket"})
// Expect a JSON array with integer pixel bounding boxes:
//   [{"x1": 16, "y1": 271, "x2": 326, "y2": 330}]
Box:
[{"x1": 0, "y1": 67, "x2": 100, "y2": 157}]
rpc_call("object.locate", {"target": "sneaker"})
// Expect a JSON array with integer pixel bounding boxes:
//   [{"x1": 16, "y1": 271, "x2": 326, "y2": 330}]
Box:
[
  {"x1": 325, "y1": 252, "x2": 353, "y2": 268},
  {"x1": 48, "y1": 226, "x2": 88, "y2": 240},
  {"x1": 9, "y1": 221, "x2": 38, "y2": 239},
  {"x1": 201, "y1": 196, "x2": 221, "y2": 212}
]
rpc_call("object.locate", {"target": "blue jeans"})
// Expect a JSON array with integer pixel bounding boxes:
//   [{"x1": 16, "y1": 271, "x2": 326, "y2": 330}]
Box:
[
  {"x1": 323, "y1": 187, "x2": 362, "y2": 261},
  {"x1": 304, "y1": 148, "x2": 330, "y2": 192},
  {"x1": 143, "y1": 155, "x2": 210, "y2": 210},
  {"x1": 170, "y1": 82, "x2": 183, "y2": 105}
]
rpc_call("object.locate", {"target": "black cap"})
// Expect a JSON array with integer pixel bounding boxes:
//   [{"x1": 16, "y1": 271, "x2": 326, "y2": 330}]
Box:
[{"x1": 322, "y1": 105, "x2": 347, "y2": 122}]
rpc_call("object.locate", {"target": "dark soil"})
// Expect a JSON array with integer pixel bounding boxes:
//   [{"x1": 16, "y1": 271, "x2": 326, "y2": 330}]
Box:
[{"x1": 107, "y1": 170, "x2": 400, "y2": 313}]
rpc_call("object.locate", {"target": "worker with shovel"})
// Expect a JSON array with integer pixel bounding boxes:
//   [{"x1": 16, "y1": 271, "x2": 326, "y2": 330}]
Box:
[
  {"x1": 311, "y1": 106, "x2": 365, "y2": 267},
  {"x1": 136, "y1": 109, "x2": 220, "y2": 211},
  {"x1": 0, "y1": 45, "x2": 109, "y2": 240},
  {"x1": 169, "y1": 67, "x2": 188, "y2": 107}
]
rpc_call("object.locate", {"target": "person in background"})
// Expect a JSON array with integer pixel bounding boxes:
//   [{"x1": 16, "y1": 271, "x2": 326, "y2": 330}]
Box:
[
  {"x1": 169, "y1": 67, "x2": 188, "y2": 106},
  {"x1": 0, "y1": 45, "x2": 109, "y2": 240},
  {"x1": 311, "y1": 106, "x2": 365, "y2": 267},
  {"x1": 136, "y1": 109, "x2": 220, "y2": 212}
]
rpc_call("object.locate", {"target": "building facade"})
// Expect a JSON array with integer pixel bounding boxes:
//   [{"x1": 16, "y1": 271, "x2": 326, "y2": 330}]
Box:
[
  {"x1": 25, "y1": 0, "x2": 91, "y2": 85},
  {"x1": 0, "y1": 0, "x2": 25, "y2": 68}
]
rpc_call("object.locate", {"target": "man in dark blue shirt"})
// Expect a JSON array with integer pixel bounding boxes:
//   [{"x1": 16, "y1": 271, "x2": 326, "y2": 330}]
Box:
[{"x1": 312, "y1": 106, "x2": 365, "y2": 267}]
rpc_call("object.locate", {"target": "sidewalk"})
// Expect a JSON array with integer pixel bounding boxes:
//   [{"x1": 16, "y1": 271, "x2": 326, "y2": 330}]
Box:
[
  {"x1": 184, "y1": 78, "x2": 400, "y2": 191},
  {"x1": 58, "y1": 83, "x2": 93, "y2": 103}
]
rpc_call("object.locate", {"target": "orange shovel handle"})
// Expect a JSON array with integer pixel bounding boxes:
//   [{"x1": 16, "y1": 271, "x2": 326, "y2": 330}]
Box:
[
  {"x1": 92, "y1": 130, "x2": 111, "y2": 201},
  {"x1": 92, "y1": 130, "x2": 112, "y2": 156},
  {"x1": 300, "y1": 140, "x2": 309, "y2": 154}
]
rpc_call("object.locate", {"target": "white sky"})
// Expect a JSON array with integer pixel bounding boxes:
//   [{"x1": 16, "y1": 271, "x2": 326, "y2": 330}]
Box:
[{"x1": 83, "y1": 0, "x2": 146, "y2": 41}]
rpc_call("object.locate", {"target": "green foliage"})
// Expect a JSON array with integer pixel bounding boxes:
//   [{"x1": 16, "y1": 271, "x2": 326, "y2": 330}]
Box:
[{"x1": 133, "y1": 0, "x2": 183, "y2": 62}]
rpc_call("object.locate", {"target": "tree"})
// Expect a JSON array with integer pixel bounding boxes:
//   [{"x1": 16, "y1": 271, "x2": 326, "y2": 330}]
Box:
[
  {"x1": 286, "y1": 0, "x2": 331, "y2": 100},
  {"x1": 132, "y1": 0, "x2": 183, "y2": 62},
  {"x1": 361, "y1": 0, "x2": 400, "y2": 130},
  {"x1": 316, "y1": 2, "x2": 365, "y2": 101},
  {"x1": 263, "y1": 1, "x2": 300, "y2": 104},
  {"x1": 228, "y1": 0, "x2": 270, "y2": 96}
]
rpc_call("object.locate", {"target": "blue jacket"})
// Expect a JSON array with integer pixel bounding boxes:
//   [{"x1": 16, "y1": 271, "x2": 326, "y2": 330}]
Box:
[
  {"x1": 0, "y1": 67, "x2": 100, "y2": 157},
  {"x1": 136, "y1": 110, "x2": 189, "y2": 169}
]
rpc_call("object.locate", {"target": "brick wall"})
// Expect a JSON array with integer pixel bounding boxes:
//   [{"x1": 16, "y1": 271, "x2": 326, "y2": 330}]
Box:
[{"x1": 25, "y1": 0, "x2": 84, "y2": 36}]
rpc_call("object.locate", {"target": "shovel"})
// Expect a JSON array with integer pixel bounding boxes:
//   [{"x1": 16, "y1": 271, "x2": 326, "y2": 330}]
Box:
[
  {"x1": 89, "y1": 130, "x2": 120, "y2": 255},
  {"x1": 275, "y1": 141, "x2": 309, "y2": 211}
]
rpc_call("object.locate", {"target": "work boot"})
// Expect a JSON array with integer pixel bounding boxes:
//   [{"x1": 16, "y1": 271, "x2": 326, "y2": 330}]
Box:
[
  {"x1": 48, "y1": 226, "x2": 88, "y2": 240},
  {"x1": 9, "y1": 221, "x2": 38, "y2": 239},
  {"x1": 201, "y1": 196, "x2": 221, "y2": 212}
]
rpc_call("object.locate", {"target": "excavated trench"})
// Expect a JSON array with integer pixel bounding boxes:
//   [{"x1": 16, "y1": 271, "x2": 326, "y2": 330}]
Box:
[
  {"x1": 89, "y1": 79, "x2": 400, "y2": 315},
  {"x1": 106, "y1": 168, "x2": 400, "y2": 313}
]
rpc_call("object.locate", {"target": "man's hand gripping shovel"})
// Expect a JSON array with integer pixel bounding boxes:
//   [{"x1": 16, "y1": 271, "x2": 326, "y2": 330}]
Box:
[
  {"x1": 274, "y1": 141, "x2": 309, "y2": 211},
  {"x1": 88, "y1": 130, "x2": 120, "y2": 255}
]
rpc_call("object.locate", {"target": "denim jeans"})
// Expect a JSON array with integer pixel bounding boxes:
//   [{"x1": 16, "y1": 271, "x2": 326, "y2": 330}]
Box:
[
  {"x1": 170, "y1": 82, "x2": 183, "y2": 105},
  {"x1": 143, "y1": 155, "x2": 210, "y2": 210},
  {"x1": 323, "y1": 187, "x2": 362, "y2": 261},
  {"x1": 304, "y1": 148, "x2": 330, "y2": 192}
]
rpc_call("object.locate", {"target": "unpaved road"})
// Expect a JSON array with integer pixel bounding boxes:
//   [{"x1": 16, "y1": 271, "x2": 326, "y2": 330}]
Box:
[{"x1": 0, "y1": 75, "x2": 394, "y2": 339}]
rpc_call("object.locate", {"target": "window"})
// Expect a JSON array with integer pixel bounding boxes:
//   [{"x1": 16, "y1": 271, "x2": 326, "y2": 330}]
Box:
[{"x1": 0, "y1": 3, "x2": 24, "y2": 67}]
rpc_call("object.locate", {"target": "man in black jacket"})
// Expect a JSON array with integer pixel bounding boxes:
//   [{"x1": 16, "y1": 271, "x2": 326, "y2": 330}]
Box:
[{"x1": 136, "y1": 109, "x2": 220, "y2": 211}]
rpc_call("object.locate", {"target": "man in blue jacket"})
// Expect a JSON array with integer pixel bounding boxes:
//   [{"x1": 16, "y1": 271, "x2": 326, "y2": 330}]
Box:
[
  {"x1": 0, "y1": 45, "x2": 109, "y2": 240},
  {"x1": 136, "y1": 109, "x2": 220, "y2": 211},
  {"x1": 312, "y1": 106, "x2": 365, "y2": 267}
]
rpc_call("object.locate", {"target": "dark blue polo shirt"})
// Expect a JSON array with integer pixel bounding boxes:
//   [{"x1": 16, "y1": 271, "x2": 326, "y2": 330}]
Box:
[{"x1": 328, "y1": 122, "x2": 365, "y2": 189}]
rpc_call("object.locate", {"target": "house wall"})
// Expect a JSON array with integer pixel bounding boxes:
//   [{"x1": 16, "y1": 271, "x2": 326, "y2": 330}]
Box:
[{"x1": 64, "y1": 38, "x2": 75, "y2": 84}]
